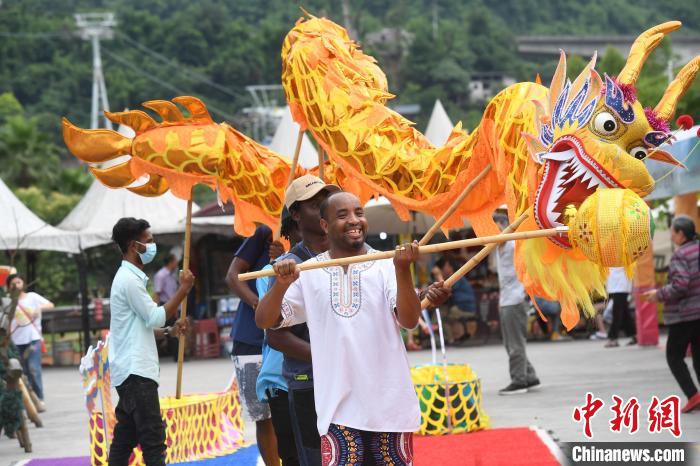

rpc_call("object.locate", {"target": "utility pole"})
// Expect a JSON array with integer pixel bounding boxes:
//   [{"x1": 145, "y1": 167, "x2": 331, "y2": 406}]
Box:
[
  {"x1": 432, "y1": 0, "x2": 438, "y2": 41},
  {"x1": 74, "y1": 12, "x2": 116, "y2": 352},
  {"x1": 75, "y1": 12, "x2": 116, "y2": 129},
  {"x1": 341, "y1": 0, "x2": 357, "y2": 40}
]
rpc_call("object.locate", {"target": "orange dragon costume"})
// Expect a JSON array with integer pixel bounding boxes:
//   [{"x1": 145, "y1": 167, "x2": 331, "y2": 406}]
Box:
[{"x1": 63, "y1": 18, "x2": 698, "y2": 330}]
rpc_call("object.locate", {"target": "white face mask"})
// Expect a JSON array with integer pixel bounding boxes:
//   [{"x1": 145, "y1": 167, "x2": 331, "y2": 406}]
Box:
[{"x1": 135, "y1": 241, "x2": 157, "y2": 265}]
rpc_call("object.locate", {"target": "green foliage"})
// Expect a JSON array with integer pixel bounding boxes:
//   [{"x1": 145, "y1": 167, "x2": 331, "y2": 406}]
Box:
[
  {"x1": 0, "y1": 114, "x2": 61, "y2": 189},
  {"x1": 0, "y1": 92, "x2": 23, "y2": 123},
  {"x1": 14, "y1": 186, "x2": 82, "y2": 225},
  {"x1": 0, "y1": 0, "x2": 696, "y2": 147}
]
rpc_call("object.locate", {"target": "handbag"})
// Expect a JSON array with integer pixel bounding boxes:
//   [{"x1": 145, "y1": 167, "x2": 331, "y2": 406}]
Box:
[{"x1": 13, "y1": 303, "x2": 47, "y2": 353}]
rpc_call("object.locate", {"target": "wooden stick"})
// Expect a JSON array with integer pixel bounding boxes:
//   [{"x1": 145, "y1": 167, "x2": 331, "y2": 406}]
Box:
[
  {"x1": 418, "y1": 165, "x2": 492, "y2": 246},
  {"x1": 274, "y1": 129, "x2": 305, "y2": 240},
  {"x1": 318, "y1": 147, "x2": 325, "y2": 182},
  {"x1": 238, "y1": 224, "x2": 566, "y2": 281},
  {"x1": 421, "y1": 212, "x2": 528, "y2": 308},
  {"x1": 18, "y1": 378, "x2": 41, "y2": 427},
  {"x1": 175, "y1": 196, "x2": 194, "y2": 399}
]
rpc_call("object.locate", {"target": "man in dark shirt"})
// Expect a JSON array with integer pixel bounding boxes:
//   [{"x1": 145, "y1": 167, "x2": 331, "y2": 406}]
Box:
[
  {"x1": 226, "y1": 223, "x2": 283, "y2": 465},
  {"x1": 267, "y1": 175, "x2": 340, "y2": 466}
]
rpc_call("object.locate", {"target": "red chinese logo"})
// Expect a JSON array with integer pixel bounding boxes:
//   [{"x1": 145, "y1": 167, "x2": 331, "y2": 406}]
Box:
[
  {"x1": 573, "y1": 392, "x2": 604, "y2": 438},
  {"x1": 573, "y1": 394, "x2": 682, "y2": 438},
  {"x1": 609, "y1": 395, "x2": 639, "y2": 434},
  {"x1": 648, "y1": 395, "x2": 681, "y2": 438}
]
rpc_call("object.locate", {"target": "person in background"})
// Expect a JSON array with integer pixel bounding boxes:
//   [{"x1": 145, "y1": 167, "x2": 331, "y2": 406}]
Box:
[
  {"x1": 605, "y1": 267, "x2": 636, "y2": 348},
  {"x1": 153, "y1": 254, "x2": 181, "y2": 358},
  {"x1": 494, "y1": 215, "x2": 540, "y2": 395},
  {"x1": 7, "y1": 273, "x2": 52, "y2": 411},
  {"x1": 533, "y1": 297, "x2": 564, "y2": 341},
  {"x1": 256, "y1": 213, "x2": 304, "y2": 466},
  {"x1": 107, "y1": 217, "x2": 193, "y2": 466},
  {"x1": 226, "y1": 223, "x2": 286, "y2": 465},
  {"x1": 589, "y1": 298, "x2": 609, "y2": 341},
  {"x1": 153, "y1": 254, "x2": 179, "y2": 305},
  {"x1": 432, "y1": 257, "x2": 476, "y2": 344},
  {"x1": 643, "y1": 215, "x2": 700, "y2": 413}
]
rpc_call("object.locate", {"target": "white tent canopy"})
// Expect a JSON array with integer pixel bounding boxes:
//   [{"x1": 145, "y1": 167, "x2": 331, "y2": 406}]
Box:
[
  {"x1": 0, "y1": 177, "x2": 79, "y2": 253},
  {"x1": 364, "y1": 197, "x2": 435, "y2": 235},
  {"x1": 424, "y1": 99, "x2": 454, "y2": 146},
  {"x1": 59, "y1": 180, "x2": 199, "y2": 250},
  {"x1": 268, "y1": 106, "x2": 319, "y2": 169}
]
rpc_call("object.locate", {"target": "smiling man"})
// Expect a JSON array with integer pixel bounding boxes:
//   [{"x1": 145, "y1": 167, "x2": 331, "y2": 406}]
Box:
[{"x1": 256, "y1": 191, "x2": 449, "y2": 466}]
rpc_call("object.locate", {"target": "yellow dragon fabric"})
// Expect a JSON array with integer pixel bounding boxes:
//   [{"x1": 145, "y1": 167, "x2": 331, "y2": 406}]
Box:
[
  {"x1": 62, "y1": 17, "x2": 699, "y2": 329},
  {"x1": 281, "y1": 17, "x2": 698, "y2": 329}
]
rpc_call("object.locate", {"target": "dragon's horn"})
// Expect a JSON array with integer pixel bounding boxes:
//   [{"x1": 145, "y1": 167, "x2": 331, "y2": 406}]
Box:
[
  {"x1": 549, "y1": 50, "x2": 567, "y2": 113},
  {"x1": 654, "y1": 56, "x2": 700, "y2": 121},
  {"x1": 128, "y1": 174, "x2": 169, "y2": 197},
  {"x1": 62, "y1": 118, "x2": 131, "y2": 163},
  {"x1": 142, "y1": 100, "x2": 185, "y2": 124},
  {"x1": 90, "y1": 161, "x2": 137, "y2": 188},
  {"x1": 173, "y1": 96, "x2": 214, "y2": 124},
  {"x1": 105, "y1": 110, "x2": 158, "y2": 134},
  {"x1": 617, "y1": 21, "x2": 681, "y2": 86}
]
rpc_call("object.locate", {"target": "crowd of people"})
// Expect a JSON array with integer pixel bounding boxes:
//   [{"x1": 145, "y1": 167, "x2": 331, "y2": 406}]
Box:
[{"x1": 4, "y1": 180, "x2": 700, "y2": 464}]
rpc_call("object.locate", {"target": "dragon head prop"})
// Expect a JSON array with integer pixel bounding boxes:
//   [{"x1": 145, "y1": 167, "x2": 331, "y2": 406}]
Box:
[{"x1": 525, "y1": 22, "x2": 698, "y2": 251}]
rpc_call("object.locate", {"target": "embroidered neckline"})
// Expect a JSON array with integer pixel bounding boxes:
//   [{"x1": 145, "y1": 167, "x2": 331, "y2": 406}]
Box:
[{"x1": 318, "y1": 249, "x2": 377, "y2": 318}]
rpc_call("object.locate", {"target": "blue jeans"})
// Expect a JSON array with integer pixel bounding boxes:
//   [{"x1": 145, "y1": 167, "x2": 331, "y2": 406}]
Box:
[{"x1": 16, "y1": 340, "x2": 44, "y2": 400}]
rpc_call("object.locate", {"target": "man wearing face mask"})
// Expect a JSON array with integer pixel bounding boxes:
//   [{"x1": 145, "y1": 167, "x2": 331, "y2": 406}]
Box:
[{"x1": 108, "y1": 217, "x2": 195, "y2": 466}]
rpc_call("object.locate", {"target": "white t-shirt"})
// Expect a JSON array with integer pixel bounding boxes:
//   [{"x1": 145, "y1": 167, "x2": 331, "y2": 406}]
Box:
[
  {"x1": 11, "y1": 292, "x2": 50, "y2": 345},
  {"x1": 606, "y1": 267, "x2": 632, "y2": 294},
  {"x1": 278, "y1": 251, "x2": 421, "y2": 435}
]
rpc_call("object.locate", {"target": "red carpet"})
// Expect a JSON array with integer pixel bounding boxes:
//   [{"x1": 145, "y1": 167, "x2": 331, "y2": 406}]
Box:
[{"x1": 414, "y1": 427, "x2": 561, "y2": 465}]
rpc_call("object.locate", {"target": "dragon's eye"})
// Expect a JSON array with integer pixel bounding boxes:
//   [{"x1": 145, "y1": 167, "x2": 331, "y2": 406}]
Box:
[
  {"x1": 630, "y1": 146, "x2": 647, "y2": 160},
  {"x1": 593, "y1": 112, "x2": 618, "y2": 135}
]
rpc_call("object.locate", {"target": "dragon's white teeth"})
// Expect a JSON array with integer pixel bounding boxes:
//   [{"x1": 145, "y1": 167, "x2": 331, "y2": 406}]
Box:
[{"x1": 587, "y1": 176, "x2": 600, "y2": 189}]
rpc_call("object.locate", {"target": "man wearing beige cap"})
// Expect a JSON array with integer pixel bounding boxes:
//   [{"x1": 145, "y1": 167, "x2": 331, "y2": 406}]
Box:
[{"x1": 227, "y1": 174, "x2": 338, "y2": 465}]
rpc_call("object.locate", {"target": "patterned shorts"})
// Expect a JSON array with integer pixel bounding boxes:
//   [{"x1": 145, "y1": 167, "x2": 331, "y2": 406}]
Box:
[
  {"x1": 232, "y1": 354, "x2": 271, "y2": 422},
  {"x1": 321, "y1": 424, "x2": 413, "y2": 466}
]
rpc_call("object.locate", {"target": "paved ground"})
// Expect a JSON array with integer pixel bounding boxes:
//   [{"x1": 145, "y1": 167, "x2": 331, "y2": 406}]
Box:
[{"x1": 2, "y1": 331, "x2": 697, "y2": 465}]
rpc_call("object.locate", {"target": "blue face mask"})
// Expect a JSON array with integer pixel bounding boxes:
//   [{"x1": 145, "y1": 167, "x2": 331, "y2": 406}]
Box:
[{"x1": 136, "y1": 241, "x2": 157, "y2": 265}]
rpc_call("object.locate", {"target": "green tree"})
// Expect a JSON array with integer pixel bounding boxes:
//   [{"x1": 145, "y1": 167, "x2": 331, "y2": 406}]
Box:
[{"x1": 0, "y1": 115, "x2": 61, "y2": 189}]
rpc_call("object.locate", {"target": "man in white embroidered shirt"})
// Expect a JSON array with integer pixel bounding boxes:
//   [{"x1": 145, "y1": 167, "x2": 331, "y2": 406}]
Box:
[
  {"x1": 108, "y1": 217, "x2": 194, "y2": 466},
  {"x1": 257, "y1": 192, "x2": 442, "y2": 466}
]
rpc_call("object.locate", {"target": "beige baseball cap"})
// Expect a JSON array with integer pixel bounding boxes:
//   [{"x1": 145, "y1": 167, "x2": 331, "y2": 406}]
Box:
[{"x1": 285, "y1": 174, "x2": 340, "y2": 209}]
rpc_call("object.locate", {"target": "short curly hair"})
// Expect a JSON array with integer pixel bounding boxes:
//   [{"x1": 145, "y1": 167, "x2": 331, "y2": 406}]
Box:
[{"x1": 112, "y1": 217, "x2": 150, "y2": 254}]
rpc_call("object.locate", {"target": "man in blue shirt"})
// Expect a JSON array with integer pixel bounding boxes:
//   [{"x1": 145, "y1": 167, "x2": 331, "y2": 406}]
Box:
[
  {"x1": 226, "y1": 222, "x2": 287, "y2": 465},
  {"x1": 108, "y1": 217, "x2": 194, "y2": 466}
]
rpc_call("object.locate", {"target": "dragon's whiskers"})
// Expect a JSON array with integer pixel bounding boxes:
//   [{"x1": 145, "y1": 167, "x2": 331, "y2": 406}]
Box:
[{"x1": 652, "y1": 139, "x2": 700, "y2": 184}]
